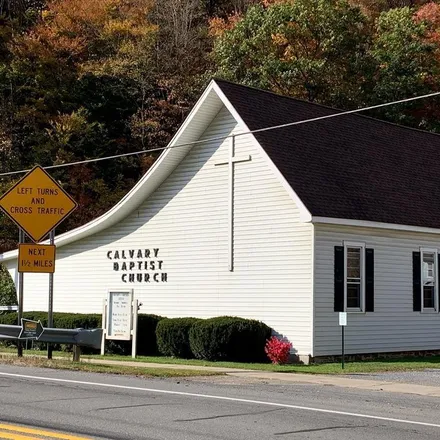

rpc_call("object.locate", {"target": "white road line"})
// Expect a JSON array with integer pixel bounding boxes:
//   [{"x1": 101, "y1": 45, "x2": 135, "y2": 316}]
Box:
[{"x1": 0, "y1": 371, "x2": 439, "y2": 429}]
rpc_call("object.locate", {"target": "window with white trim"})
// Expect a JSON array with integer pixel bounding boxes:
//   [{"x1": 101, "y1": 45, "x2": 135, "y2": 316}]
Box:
[
  {"x1": 344, "y1": 242, "x2": 365, "y2": 312},
  {"x1": 421, "y1": 248, "x2": 438, "y2": 312}
]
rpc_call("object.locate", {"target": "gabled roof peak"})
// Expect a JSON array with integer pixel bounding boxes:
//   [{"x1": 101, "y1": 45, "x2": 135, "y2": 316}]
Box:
[{"x1": 215, "y1": 79, "x2": 440, "y2": 230}]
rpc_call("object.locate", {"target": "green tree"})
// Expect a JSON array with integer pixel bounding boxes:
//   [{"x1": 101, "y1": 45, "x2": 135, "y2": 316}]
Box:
[
  {"x1": 0, "y1": 264, "x2": 16, "y2": 306},
  {"x1": 212, "y1": 0, "x2": 374, "y2": 107},
  {"x1": 351, "y1": 1, "x2": 428, "y2": 16},
  {"x1": 370, "y1": 6, "x2": 440, "y2": 129}
]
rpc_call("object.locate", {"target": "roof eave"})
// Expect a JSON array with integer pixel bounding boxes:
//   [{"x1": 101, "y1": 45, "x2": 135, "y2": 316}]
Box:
[
  {"x1": 311, "y1": 216, "x2": 440, "y2": 235},
  {"x1": 0, "y1": 79, "x2": 224, "y2": 263}
]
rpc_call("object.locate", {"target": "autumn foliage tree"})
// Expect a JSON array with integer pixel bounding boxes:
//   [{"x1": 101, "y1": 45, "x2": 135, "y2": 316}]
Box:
[
  {"x1": 211, "y1": 0, "x2": 374, "y2": 107},
  {"x1": 2, "y1": 0, "x2": 440, "y2": 261},
  {"x1": 211, "y1": 0, "x2": 440, "y2": 128},
  {"x1": 0, "y1": 0, "x2": 189, "y2": 247}
]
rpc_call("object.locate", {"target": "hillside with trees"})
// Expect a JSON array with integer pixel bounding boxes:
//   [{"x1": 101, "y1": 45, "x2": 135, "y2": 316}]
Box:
[{"x1": 1, "y1": 0, "x2": 440, "y2": 301}]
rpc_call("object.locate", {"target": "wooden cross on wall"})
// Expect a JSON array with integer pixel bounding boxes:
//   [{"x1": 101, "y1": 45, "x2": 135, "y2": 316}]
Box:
[{"x1": 215, "y1": 135, "x2": 252, "y2": 271}]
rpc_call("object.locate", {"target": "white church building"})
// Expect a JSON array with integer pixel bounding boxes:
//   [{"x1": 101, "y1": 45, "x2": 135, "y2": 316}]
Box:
[{"x1": 2, "y1": 79, "x2": 440, "y2": 362}]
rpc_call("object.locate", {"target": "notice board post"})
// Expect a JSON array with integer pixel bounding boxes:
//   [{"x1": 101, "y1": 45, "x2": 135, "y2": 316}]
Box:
[{"x1": 101, "y1": 290, "x2": 138, "y2": 358}]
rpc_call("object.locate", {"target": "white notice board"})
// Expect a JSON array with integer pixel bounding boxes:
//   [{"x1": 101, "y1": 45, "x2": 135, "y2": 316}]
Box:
[
  {"x1": 339, "y1": 312, "x2": 347, "y2": 326},
  {"x1": 106, "y1": 290, "x2": 133, "y2": 340}
]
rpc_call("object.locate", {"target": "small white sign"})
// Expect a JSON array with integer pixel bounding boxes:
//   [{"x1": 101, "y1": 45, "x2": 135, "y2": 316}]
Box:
[
  {"x1": 339, "y1": 312, "x2": 347, "y2": 326},
  {"x1": 106, "y1": 290, "x2": 133, "y2": 340}
]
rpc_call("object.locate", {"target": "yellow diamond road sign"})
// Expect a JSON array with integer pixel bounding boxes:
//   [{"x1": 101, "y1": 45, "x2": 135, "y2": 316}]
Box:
[{"x1": 0, "y1": 165, "x2": 78, "y2": 243}]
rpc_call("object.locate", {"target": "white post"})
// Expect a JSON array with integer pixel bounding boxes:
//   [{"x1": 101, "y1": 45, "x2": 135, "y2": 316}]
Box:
[
  {"x1": 131, "y1": 299, "x2": 138, "y2": 359},
  {"x1": 101, "y1": 299, "x2": 107, "y2": 356}
]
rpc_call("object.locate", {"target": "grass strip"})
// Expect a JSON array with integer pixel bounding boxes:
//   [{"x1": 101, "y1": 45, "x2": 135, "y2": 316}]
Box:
[
  {"x1": 1, "y1": 347, "x2": 440, "y2": 374},
  {"x1": 82, "y1": 354, "x2": 440, "y2": 374},
  {"x1": 0, "y1": 355, "x2": 222, "y2": 378}
]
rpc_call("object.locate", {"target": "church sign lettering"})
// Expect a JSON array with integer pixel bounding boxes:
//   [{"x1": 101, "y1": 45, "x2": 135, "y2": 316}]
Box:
[{"x1": 107, "y1": 249, "x2": 168, "y2": 283}]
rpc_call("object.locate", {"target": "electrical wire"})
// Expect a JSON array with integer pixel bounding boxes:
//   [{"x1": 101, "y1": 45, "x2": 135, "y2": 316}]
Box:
[{"x1": 1, "y1": 89, "x2": 440, "y2": 178}]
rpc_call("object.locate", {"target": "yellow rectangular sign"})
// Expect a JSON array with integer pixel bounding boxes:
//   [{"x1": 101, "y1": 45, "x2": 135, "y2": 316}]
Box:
[
  {"x1": 0, "y1": 165, "x2": 77, "y2": 243},
  {"x1": 18, "y1": 244, "x2": 56, "y2": 273}
]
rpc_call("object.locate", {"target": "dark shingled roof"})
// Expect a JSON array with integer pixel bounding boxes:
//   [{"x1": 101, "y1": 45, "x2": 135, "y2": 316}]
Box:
[{"x1": 216, "y1": 79, "x2": 440, "y2": 229}]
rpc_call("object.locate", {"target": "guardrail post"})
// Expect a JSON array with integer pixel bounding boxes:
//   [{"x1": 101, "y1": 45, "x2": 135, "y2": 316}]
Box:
[{"x1": 73, "y1": 345, "x2": 81, "y2": 362}]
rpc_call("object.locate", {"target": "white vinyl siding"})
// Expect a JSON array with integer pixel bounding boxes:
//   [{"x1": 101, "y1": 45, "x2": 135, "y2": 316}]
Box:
[
  {"x1": 8, "y1": 106, "x2": 314, "y2": 356},
  {"x1": 314, "y1": 224, "x2": 440, "y2": 356}
]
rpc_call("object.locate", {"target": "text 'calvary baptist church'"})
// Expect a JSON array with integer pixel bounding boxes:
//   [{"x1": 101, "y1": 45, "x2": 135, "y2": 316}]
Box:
[{"x1": 107, "y1": 248, "x2": 168, "y2": 283}]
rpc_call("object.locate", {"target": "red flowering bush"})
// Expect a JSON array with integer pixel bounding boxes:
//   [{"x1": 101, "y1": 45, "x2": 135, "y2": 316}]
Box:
[{"x1": 265, "y1": 336, "x2": 292, "y2": 364}]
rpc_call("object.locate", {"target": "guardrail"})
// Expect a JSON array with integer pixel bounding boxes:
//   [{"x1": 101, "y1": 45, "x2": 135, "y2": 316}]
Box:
[{"x1": 0, "y1": 323, "x2": 103, "y2": 361}]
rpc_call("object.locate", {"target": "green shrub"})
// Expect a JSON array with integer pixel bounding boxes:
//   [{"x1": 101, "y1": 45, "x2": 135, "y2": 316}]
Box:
[
  {"x1": 54, "y1": 313, "x2": 101, "y2": 329},
  {"x1": 0, "y1": 312, "x2": 21, "y2": 326},
  {"x1": 106, "y1": 313, "x2": 165, "y2": 356},
  {"x1": 137, "y1": 313, "x2": 164, "y2": 355},
  {"x1": 0, "y1": 264, "x2": 17, "y2": 306},
  {"x1": 189, "y1": 316, "x2": 272, "y2": 362},
  {"x1": 0, "y1": 311, "x2": 52, "y2": 327},
  {"x1": 156, "y1": 317, "x2": 202, "y2": 358}
]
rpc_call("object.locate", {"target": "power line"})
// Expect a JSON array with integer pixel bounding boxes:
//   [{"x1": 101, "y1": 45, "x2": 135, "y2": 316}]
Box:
[{"x1": 1, "y1": 89, "x2": 440, "y2": 178}]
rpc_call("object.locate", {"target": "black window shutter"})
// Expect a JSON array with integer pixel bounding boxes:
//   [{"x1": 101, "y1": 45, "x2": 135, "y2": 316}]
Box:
[
  {"x1": 334, "y1": 246, "x2": 344, "y2": 312},
  {"x1": 413, "y1": 251, "x2": 421, "y2": 312},
  {"x1": 438, "y1": 254, "x2": 440, "y2": 309},
  {"x1": 365, "y1": 248, "x2": 374, "y2": 312}
]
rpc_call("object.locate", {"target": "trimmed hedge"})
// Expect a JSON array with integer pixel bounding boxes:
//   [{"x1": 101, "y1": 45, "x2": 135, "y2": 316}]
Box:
[
  {"x1": 156, "y1": 317, "x2": 201, "y2": 358},
  {"x1": 0, "y1": 311, "x2": 101, "y2": 328},
  {"x1": 0, "y1": 312, "x2": 164, "y2": 355},
  {"x1": 0, "y1": 312, "x2": 271, "y2": 361},
  {"x1": 0, "y1": 311, "x2": 44, "y2": 326},
  {"x1": 136, "y1": 313, "x2": 164, "y2": 355},
  {"x1": 189, "y1": 316, "x2": 272, "y2": 362}
]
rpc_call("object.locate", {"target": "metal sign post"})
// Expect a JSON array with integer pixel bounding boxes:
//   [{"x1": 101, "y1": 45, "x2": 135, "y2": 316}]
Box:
[
  {"x1": 17, "y1": 229, "x2": 24, "y2": 357},
  {"x1": 0, "y1": 165, "x2": 77, "y2": 360},
  {"x1": 339, "y1": 312, "x2": 347, "y2": 369},
  {"x1": 47, "y1": 229, "x2": 55, "y2": 360}
]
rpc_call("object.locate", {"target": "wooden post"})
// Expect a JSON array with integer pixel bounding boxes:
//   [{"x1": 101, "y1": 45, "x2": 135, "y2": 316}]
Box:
[{"x1": 73, "y1": 345, "x2": 81, "y2": 362}]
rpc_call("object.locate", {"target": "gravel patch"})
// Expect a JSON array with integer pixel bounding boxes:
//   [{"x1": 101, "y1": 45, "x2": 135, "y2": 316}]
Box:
[{"x1": 345, "y1": 369, "x2": 440, "y2": 386}]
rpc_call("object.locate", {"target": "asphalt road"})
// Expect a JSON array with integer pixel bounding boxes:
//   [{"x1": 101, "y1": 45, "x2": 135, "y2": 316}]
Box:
[{"x1": 0, "y1": 365, "x2": 440, "y2": 440}]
